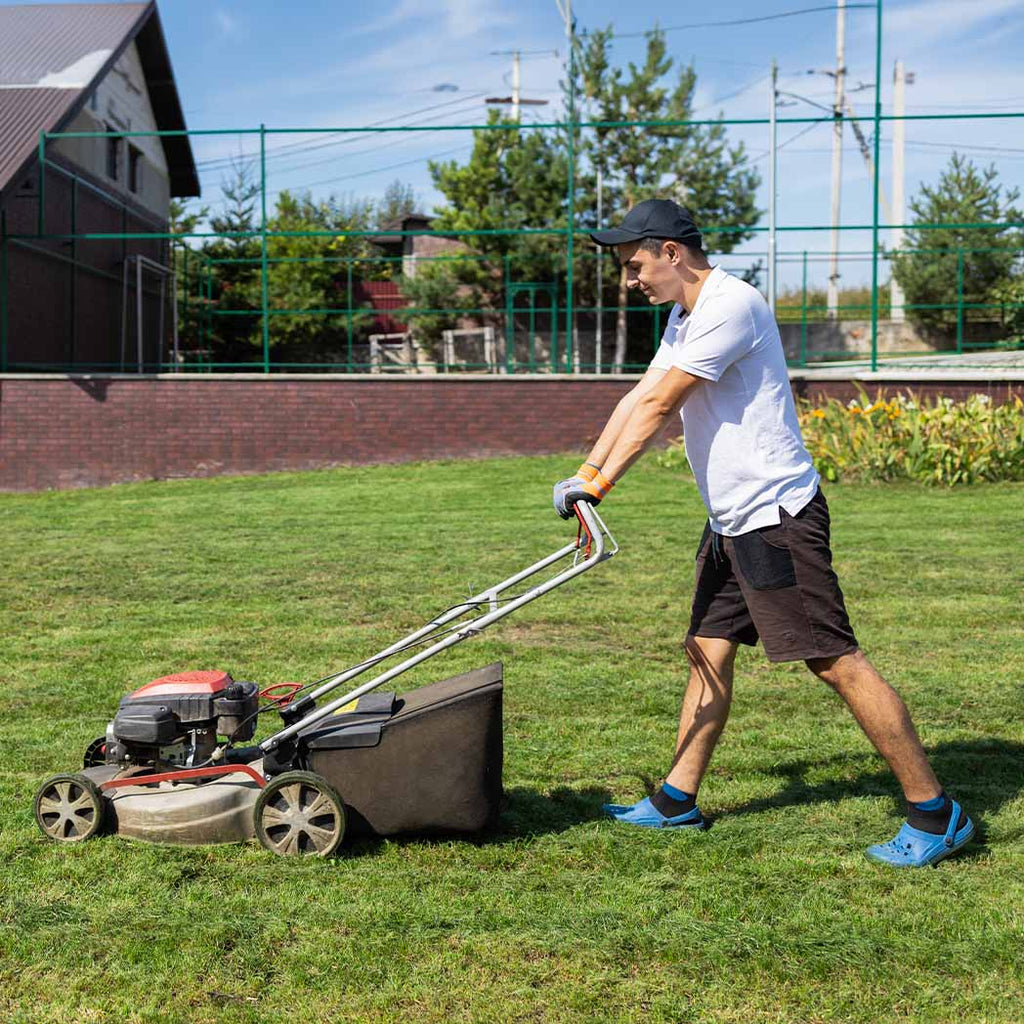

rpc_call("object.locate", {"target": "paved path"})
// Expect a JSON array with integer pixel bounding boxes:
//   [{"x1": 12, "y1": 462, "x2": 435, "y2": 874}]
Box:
[{"x1": 795, "y1": 347, "x2": 1024, "y2": 380}]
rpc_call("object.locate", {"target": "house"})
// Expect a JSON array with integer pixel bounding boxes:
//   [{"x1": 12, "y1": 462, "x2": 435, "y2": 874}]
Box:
[
  {"x1": 0, "y1": 2, "x2": 199, "y2": 372},
  {"x1": 364, "y1": 211, "x2": 473, "y2": 336},
  {"x1": 370, "y1": 211, "x2": 469, "y2": 280}
]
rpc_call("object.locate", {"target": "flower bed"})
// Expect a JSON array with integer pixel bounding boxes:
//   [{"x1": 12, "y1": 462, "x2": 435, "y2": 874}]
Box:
[{"x1": 656, "y1": 391, "x2": 1024, "y2": 485}]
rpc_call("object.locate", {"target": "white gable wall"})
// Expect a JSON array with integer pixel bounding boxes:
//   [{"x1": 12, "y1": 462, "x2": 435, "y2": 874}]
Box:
[{"x1": 52, "y1": 40, "x2": 171, "y2": 220}]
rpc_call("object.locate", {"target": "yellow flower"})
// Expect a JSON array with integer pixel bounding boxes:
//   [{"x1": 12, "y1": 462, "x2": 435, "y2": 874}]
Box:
[{"x1": 811, "y1": 409, "x2": 826, "y2": 419}]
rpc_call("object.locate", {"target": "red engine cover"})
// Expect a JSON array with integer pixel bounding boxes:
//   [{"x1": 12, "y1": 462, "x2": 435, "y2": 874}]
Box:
[{"x1": 129, "y1": 670, "x2": 233, "y2": 699}]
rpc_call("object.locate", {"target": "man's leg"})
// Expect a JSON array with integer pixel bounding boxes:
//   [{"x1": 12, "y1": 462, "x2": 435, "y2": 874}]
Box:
[
  {"x1": 806, "y1": 649, "x2": 939, "y2": 802},
  {"x1": 808, "y1": 648, "x2": 975, "y2": 865},
  {"x1": 665, "y1": 636, "x2": 738, "y2": 795},
  {"x1": 603, "y1": 635, "x2": 736, "y2": 828}
]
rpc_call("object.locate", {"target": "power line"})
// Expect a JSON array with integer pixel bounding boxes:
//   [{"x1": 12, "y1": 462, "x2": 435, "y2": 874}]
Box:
[
  {"x1": 752, "y1": 119, "x2": 827, "y2": 162},
  {"x1": 266, "y1": 144, "x2": 473, "y2": 198},
  {"x1": 193, "y1": 92, "x2": 489, "y2": 172},
  {"x1": 255, "y1": 102, "x2": 489, "y2": 179},
  {"x1": 695, "y1": 73, "x2": 770, "y2": 111},
  {"x1": 602, "y1": 3, "x2": 875, "y2": 39}
]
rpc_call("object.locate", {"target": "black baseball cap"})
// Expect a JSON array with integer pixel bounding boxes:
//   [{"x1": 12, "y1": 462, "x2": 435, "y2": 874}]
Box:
[{"x1": 590, "y1": 198, "x2": 702, "y2": 249}]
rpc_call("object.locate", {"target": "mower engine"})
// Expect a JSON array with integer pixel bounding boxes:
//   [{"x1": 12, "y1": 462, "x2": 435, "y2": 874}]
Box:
[{"x1": 102, "y1": 670, "x2": 259, "y2": 769}]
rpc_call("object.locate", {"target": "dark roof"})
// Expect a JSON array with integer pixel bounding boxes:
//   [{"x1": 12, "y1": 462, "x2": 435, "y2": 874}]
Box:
[
  {"x1": 0, "y1": 2, "x2": 199, "y2": 201},
  {"x1": 371, "y1": 212, "x2": 434, "y2": 244}
]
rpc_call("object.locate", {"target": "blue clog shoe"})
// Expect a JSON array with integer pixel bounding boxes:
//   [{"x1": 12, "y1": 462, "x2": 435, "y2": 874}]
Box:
[
  {"x1": 865, "y1": 800, "x2": 975, "y2": 867},
  {"x1": 602, "y1": 796, "x2": 708, "y2": 830}
]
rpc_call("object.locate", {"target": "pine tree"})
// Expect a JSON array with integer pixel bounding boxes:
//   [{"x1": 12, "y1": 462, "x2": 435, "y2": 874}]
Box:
[
  {"x1": 576, "y1": 28, "x2": 761, "y2": 370},
  {"x1": 891, "y1": 153, "x2": 1023, "y2": 334},
  {"x1": 200, "y1": 159, "x2": 263, "y2": 361},
  {"x1": 403, "y1": 110, "x2": 569, "y2": 355},
  {"x1": 376, "y1": 179, "x2": 419, "y2": 228}
]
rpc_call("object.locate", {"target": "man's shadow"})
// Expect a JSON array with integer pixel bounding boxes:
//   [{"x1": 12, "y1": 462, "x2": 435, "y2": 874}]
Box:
[{"x1": 700, "y1": 738, "x2": 1024, "y2": 857}]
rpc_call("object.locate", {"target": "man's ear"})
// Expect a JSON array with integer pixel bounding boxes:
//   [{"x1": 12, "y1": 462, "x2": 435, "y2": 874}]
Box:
[{"x1": 663, "y1": 241, "x2": 681, "y2": 265}]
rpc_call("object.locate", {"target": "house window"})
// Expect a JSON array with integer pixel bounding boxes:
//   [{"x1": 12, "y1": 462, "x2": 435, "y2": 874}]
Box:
[
  {"x1": 128, "y1": 145, "x2": 143, "y2": 193},
  {"x1": 105, "y1": 126, "x2": 122, "y2": 181}
]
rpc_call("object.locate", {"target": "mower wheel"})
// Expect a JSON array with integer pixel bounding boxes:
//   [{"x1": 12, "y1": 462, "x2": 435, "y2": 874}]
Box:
[
  {"x1": 34, "y1": 773, "x2": 106, "y2": 843},
  {"x1": 83, "y1": 737, "x2": 107, "y2": 768},
  {"x1": 254, "y1": 771, "x2": 346, "y2": 857}
]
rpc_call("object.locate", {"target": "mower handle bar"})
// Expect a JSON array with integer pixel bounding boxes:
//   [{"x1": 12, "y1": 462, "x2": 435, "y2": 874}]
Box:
[{"x1": 260, "y1": 503, "x2": 617, "y2": 753}]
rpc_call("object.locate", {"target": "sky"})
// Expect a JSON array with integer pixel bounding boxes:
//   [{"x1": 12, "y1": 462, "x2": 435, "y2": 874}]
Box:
[{"x1": 8, "y1": 0, "x2": 1024, "y2": 289}]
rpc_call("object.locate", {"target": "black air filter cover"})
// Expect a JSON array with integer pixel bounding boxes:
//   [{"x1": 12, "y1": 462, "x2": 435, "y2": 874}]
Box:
[{"x1": 113, "y1": 704, "x2": 182, "y2": 745}]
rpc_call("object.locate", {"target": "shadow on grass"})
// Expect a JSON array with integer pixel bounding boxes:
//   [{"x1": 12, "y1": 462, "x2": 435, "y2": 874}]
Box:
[
  {"x1": 719, "y1": 738, "x2": 1024, "y2": 857},
  {"x1": 341, "y1": 740, "x2": 1020, "y2": 858},
  {"x1": 341, "y1": 785, "x2": 613, "y2": 859},
  {"x1": 496, "y1": 784, "x2": 614, "y2": 839}
]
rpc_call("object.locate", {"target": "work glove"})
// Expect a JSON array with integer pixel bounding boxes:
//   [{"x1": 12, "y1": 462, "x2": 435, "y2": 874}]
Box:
[
  {"x1": 553, "y1": 461, "x2": 600, "y2": 508},
  {"x1": 553, "y1": 462, "x2": 614, "y2": 519}
]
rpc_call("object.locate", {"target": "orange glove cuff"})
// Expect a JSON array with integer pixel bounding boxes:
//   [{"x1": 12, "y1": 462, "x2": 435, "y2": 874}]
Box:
[
  {"x1": 583, "y1": 470, "x2": 614, "y2": 499},
  {"x1": 576, "y1": 462, "x2": 601, "y2": 483}
]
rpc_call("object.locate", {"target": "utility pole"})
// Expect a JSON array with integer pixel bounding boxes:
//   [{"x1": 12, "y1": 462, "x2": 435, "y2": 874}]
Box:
[
  {"x1": 891, "y1": 60, "x2": 913, "y2": 323},
  {"x1": 555, "y1": 0, "x2": 574, "y2": 373},
  {"x1": 827, "y1": 0, "x2": 846, "y2": 319},
  {"x1": 768, "y1": 59, "x2": 778, "y2": 314},
  {"x1": 512, "y1": 50, "x2": 521, "y2": 121},
  {"x1": 486, "y1": 50, "x2": 554, "y2": 119},
  {"x1": 595, "y1": 164, "x2": 603, "y2": 372}
]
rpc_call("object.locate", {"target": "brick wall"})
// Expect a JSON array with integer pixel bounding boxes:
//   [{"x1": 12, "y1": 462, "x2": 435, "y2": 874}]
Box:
[
  {"x1": 0, "y1": 375, "x2": 638, "y2": 491},
  {"x1": 1, "y1": 374, "x2": 1019, "y2": 492}
]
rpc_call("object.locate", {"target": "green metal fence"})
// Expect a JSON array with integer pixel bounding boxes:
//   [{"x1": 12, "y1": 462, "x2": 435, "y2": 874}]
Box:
[{"x1": 1, "y1": 0, "x2": 1022, "y2": 375}]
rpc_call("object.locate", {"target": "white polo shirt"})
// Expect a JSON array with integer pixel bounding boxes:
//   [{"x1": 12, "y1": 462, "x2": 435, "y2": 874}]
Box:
[{"x1": 649, "y1": 265, "x2": 819, "y2": 536}]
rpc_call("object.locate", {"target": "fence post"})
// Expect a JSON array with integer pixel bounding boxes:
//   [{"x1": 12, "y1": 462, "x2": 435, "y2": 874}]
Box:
[
  {"x1": 0, "y1": 226, "x2": 7, "y2": 372},
  {"x1": 70, "y1": 176, "x2": 77, "y2": 367},
  {"x1": 549, "y1": 290, "x2": 556, "y2": 375},
  {"x1": 800, "y1": 249, "x2": 808, "y2": 367},
  {"x1": 564, "y1": 17, "x2": 575, "y2": 374},
  {"x1": 346, "y1": 259, "x2": 354, "y2": 371},
  {"x1": 183, "y1": 244, "x2": 190, "y2": 364},
  {"x1": 868, "y1": 0, "x2": 884, "y2": 373},
  {"x1": 956, "y1": 247, "x2": 964, "y2": 354},
  {"x1": 504, "y1": 253, "x2": 513, "y2": 374},
  {"x1": 260, "y1": 124, "x2": 270, "y2": 373},
  {"x1": 37, "y1": 131, "x2": 46, "y2": 237}
]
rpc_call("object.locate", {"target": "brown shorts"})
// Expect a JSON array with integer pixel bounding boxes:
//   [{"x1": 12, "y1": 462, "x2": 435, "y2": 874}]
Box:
[{"x1": 687, "y1": 489, "x2": 859, "y2": 663}]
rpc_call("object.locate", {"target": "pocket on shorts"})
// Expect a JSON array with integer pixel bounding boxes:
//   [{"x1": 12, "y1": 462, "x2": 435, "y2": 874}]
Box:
[{"x1": 731, "y1": 527, "x2": 797, "y2": 590}]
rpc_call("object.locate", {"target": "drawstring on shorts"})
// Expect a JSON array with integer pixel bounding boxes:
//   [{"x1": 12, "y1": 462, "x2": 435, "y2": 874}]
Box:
[{"x1": 711, "y1": 530, "x2": 725, "y2": 566}]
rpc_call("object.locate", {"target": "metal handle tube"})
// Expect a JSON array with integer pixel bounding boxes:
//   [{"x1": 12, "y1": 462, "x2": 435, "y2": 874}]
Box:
[
  {"x1": 299, "y1": 537, "x2": 581, "y2": 705},
  {"x1": 262, "y1": 504, "x2": 613, "y2": 751}
]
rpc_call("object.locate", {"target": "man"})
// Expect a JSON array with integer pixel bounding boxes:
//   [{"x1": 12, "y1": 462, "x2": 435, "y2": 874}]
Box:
[{"x1": 554, "y1": 198, "x2": 973, "y2": 867}]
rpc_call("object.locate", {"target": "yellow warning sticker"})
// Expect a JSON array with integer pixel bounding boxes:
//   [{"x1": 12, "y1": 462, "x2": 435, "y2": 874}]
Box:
[{"x1": 332, "y1": 698, "x2": 360, "y2": 716}]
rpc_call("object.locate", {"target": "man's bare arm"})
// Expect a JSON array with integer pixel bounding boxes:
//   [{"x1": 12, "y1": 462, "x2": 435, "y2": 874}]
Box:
[
  {"x1": 585, "y1": 365, "x2": 670, "y2": 468},
  {"x1": 601, "y1": 367, "x2": 703, "y2": 482}
]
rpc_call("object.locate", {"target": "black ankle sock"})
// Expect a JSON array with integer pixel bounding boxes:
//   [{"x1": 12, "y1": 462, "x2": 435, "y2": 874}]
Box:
[
  {"x1": 650, "y1": 783, "x2": 696, "y2": 817},
  {"x1": 907, "y1": 792, "x2": 954, "y2": 834}
]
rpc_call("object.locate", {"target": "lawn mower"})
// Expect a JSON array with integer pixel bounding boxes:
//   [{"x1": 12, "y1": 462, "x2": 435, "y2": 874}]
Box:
[{"x1": 33, "y1": 504, "x2": 617, "y2": 857}]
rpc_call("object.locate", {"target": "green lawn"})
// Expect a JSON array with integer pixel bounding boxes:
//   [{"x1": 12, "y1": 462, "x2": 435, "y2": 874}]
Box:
[{"x1": 1, "y1": 458, "x2": 1022, "y2": 1024}]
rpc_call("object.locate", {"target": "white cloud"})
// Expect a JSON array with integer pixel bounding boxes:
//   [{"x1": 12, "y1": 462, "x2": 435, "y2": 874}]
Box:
[
  {"x1": 215, "y1": 10, "x2": 239, "y2": 35},
  {"x1": 881, "y1": 0, "x2": 1020, "y2": 46},
  {"x1": 350, "y1": 0, "x2": 513, "y2": 41}
]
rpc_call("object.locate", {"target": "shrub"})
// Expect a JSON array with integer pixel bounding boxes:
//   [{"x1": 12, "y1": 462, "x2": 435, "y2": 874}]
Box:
[{"x1": 655, "y1": 391, "x2": 1024, "y2": 486}]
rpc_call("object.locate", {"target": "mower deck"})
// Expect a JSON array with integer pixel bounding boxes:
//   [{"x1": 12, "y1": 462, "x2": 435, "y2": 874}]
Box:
[{"x1": 81, "y1": 763, "x2": 263, "y2": 845}]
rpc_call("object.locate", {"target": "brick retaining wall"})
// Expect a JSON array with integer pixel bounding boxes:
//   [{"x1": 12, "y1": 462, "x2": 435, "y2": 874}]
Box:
[{"x1": 1, "y1": 374, "x2": 1019, "y2": 492}]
